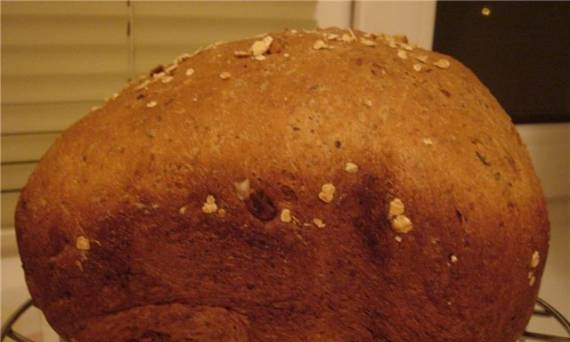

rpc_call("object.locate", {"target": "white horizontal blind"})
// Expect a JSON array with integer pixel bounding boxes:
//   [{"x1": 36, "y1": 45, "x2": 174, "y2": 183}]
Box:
[{"x1": 1, "y1": 1, "x2": 317, "y2": 257}]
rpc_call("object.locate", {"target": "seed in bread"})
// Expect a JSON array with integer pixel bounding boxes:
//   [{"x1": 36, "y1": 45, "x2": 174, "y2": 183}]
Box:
[
  {"x1": 201, "y1": 195, "x2": 218, "y2": 214},
  {"x1": 318, "y1": 183, "x2": 336, "y2": 203}
]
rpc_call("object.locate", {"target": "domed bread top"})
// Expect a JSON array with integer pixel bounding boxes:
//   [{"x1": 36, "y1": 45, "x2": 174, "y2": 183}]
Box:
[{"x1": 16, "y1": 28, "x2": 548, "y2": 342}]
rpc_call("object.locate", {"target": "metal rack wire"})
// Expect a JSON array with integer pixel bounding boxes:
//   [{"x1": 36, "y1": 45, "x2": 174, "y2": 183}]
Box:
[
  {"x1": 2, "y1": 297, "x2": 569, "y2": 342},
  {"x1": 522, "y1": 298, "x2": 570, "y2": 342},
  {"x1": 1, "y1": 299, "x2": 34, "y2": 342}
]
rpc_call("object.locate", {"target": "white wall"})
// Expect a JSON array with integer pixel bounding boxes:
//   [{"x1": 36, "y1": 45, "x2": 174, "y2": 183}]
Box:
[
  {"x1": 315, "y1": 0, "x2": 351, "y2": 28},
  {"x1": 353, "y1": 1, "x2": 436, "y2": 49},
  {"x1": 316, "y1": 1, "x2": 436, "y2": 49}
]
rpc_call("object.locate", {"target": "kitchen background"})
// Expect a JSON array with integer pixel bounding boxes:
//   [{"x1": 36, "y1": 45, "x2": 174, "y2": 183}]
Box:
[{"x1": 1, "y1": 1, "x2": 568, "y2": 340}]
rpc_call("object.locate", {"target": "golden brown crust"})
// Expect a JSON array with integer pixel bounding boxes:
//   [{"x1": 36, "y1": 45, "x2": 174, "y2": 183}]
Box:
[{"x1": 16, "y1": 28, "x2": 549, "y2": 341}]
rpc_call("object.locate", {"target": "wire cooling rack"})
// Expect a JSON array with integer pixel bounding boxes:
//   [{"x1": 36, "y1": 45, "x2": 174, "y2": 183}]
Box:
[{"x1": 2, "y1": 297, "x2": 569, "y2": 342}]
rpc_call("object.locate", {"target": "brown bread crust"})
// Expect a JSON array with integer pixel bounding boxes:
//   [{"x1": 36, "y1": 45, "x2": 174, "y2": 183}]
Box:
[{"x1": 15, "y1": 28, "x2": 549, "y2": 342}]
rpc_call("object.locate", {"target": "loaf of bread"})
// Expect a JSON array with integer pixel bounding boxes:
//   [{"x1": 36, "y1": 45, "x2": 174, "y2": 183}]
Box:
[{"x1": 16, "y1": 28, "x2": 549, "y2": 341}]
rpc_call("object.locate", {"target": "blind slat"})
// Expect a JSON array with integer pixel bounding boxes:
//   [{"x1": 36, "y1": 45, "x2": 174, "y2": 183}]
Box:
[
  {"x1": 2, "y1": 74, "x2": 128, "y2": 104},
  {"x1": 2, "y1": 163, "x2": 35, "y2": 191},
  {"x1": 2, "y1": 133, "x2": 59, "y2": 163},
  {"x1": 2, "y1": 192, "x2": 19, "y2": 228},
  {"x1": 3, "y1": 45, "x2": 129, "y2": 77},
  {"x1": 2, "y1": 2, "x2": 127, "y2": 16},
  {"x1": 2, "y1": 101, "x2": 98, "y2": 134},
  {"x1": 2, "y1": 16, "x2": 128, "y2": 46}
]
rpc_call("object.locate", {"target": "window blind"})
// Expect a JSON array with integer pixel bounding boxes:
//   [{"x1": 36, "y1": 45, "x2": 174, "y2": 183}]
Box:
[{"x1": 1, "y1": 1, "x2": 317, "y2": 257}]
